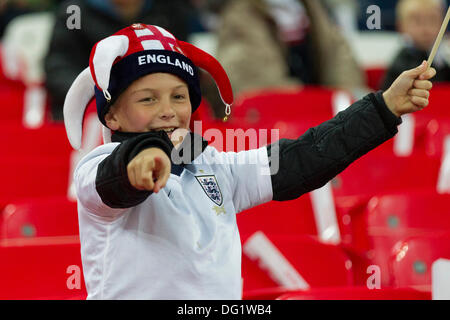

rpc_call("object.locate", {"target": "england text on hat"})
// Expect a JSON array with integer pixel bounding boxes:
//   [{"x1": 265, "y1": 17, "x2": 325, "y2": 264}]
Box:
[{"x1": 137, "y1": 54, "x2": 194, "y2": 76}]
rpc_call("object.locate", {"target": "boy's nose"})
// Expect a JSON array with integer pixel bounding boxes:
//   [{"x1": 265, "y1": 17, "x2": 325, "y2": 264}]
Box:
[{"x1": 159, "y1": 99, "x2": 176, "y2": 120}]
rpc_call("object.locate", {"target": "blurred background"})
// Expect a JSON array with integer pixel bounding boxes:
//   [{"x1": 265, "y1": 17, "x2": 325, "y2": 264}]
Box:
[{"x1": 1, "y1": 0, "x2": 450, "y2": 300}]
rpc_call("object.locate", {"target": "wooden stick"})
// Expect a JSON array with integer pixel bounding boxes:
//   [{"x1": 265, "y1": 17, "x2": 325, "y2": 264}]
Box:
[{"x1": 427, "y1": 6, "x2": 450, "y2": 68}]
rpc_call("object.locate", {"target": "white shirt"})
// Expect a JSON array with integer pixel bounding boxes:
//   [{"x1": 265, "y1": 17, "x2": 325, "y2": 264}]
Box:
[{"x1": 74, "y1": 143, "x2": 273, "y2": 299}]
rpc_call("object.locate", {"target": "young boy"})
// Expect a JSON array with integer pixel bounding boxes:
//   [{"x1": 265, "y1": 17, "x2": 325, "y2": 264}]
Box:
[
  {"x1": 64, "y1": 24, "x2": 436, "y2": 299},
  {"x1": 382, "y1": 0, "x2": 450, "y2": 90}
]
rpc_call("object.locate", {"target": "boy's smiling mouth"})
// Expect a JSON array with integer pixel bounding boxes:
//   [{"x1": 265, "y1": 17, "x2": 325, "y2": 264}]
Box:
[{"x1": 150, "y1": 127, "x2": 178, "y2": 139}]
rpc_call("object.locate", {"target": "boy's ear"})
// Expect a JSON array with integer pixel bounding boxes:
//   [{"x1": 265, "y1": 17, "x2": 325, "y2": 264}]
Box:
[{"x1": 104, "y1": 105, "x2": 120, "y2": 131}]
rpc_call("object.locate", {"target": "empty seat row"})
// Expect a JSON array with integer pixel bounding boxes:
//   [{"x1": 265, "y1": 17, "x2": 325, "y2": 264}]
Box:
[
  {"x1": 0, "y1": 195, "x2": 448, "y2": 299},
  {"x1": 0, "y1": 236, "x2": 86, "y2": 299},
  {"x1": 0, "y1": 196, "x2": 78, "y2": 239}
]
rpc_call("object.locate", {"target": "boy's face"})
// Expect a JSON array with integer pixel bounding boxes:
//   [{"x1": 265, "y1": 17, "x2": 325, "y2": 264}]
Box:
[
  {"x1": 398, "y1": 0, "x2": 443, "y2": 51},
  {"x1": 105, "y1": 73, "x2": 192, "y2": 140}
]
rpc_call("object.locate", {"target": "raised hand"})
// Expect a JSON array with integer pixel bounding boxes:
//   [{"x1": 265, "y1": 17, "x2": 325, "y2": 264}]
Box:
[{"x1": 383, "y1": 61, "x2": 437, "y2": 117}]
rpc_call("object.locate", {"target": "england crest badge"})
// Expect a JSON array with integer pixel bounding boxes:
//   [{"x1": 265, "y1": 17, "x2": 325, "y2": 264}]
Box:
[{"x1": 195, "y1": 175, "x2": 223, "y2": 206}]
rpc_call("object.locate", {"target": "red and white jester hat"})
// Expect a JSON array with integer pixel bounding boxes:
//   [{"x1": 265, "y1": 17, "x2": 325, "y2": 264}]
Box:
[{"x1": 63, "y1": 23, "x2": 233, "y2": 150}]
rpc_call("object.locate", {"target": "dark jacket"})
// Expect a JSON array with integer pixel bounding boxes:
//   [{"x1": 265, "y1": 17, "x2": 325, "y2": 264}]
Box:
[
  {"x1": 44, "y1": 0, "x2": 193, "y2": 120},
  {"x1": 95, "y1": 91, "x2": 401, "y2": 208},
  {"x1": 382, "y1": 46, "x2": 450, "y2": 91}
]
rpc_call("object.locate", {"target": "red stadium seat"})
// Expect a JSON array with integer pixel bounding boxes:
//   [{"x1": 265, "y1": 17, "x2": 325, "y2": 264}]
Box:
[
  {"x1": 242, "y1": 241, "x2": 375, "y2": 292},
  {"x1": 337, "y1": 191, "x2": 450, "y2": 286},
  {"x1": 365, "y1": 66, "x2": 386, "y2": 91},
  {"x1": 241, "y1": 233, "x2": 354, "y2": 294},
  {"x1": 237, "y1": 195, "x2": 318, "y2": 243},
  {"x1": 2, "y1": 122, "x2": 72, "y2": 157},
  {"x1": 231, "y1": 86, "x2": 338, "y2": 119},
  {"x1": 424, "y1": 116, "x2": 450, "y2": 158},
  {"x1": 0, "y1": 82, "x2": 26, "y2": 122},
  {"x1": 391, "y1": 232, "x2": 450, "y2": 289},
  {"x1": 367, "y1": 191, "x2": 450, "y2": 237},
  {"x1": 276, "y1": 286, "x2": 431, "y2": 300},
  {"x1": 342, "y1": 191, "x2": 450, "y2": 249},
  {"x1": 0, "y1": 196, "x2": 79, "y2": 239},
  {"x1": 0, "y1": 106, "x2": 103, "y2": 207},
  {"x1": 198, "y1": 86, "x2": 353, "y2": 152},
  {"x1": 0, "y1": 155, "x2": 71, "y2": 206},
  {"x1": 0, "y1": 236, "x2": 87, "y2": 299},
  {"x1": 418, "y1": 84, "x2": 450, "y2": 118},
  {"x1": 331, "y1": 153, "x2": 442, "y2": 198}
]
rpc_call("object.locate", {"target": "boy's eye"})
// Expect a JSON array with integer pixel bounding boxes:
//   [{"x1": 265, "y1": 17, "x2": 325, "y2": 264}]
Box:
[
  {"x1": 174, "y1": 94, "x2": 186, "y2": 100},
  {"x1": 139, "y1": 97, "x2": 155, "y2": 103}
]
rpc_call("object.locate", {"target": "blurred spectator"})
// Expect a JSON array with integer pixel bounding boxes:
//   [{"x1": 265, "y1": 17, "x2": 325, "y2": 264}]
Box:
[
  {"x1": 44, "y1": 0, "x2": 197, "y2": 121},
  {"x1": 381, "y1": 0, "x2": 450, "y2": 90},
  {"x1": 212, "y1": 0, "x2": 366, "y2": 116},
  {"x1": 188, "y1": 0, "x2": 221, "y2": 33},
  {"x1": 0, "y1": 0, "x2": 59, "y2": 38},
  {"x1": 324, "y1": 0, "x2": 358, "y2": 35}
]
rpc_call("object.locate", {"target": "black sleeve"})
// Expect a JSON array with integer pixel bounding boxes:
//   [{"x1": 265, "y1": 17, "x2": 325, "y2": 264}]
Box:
[
  {"x1": 267, "y1": 91, "x2": 402, "y2": 201},
  {"x1": 95, "y1": 131, "x2": 173, "y2": 208}
]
